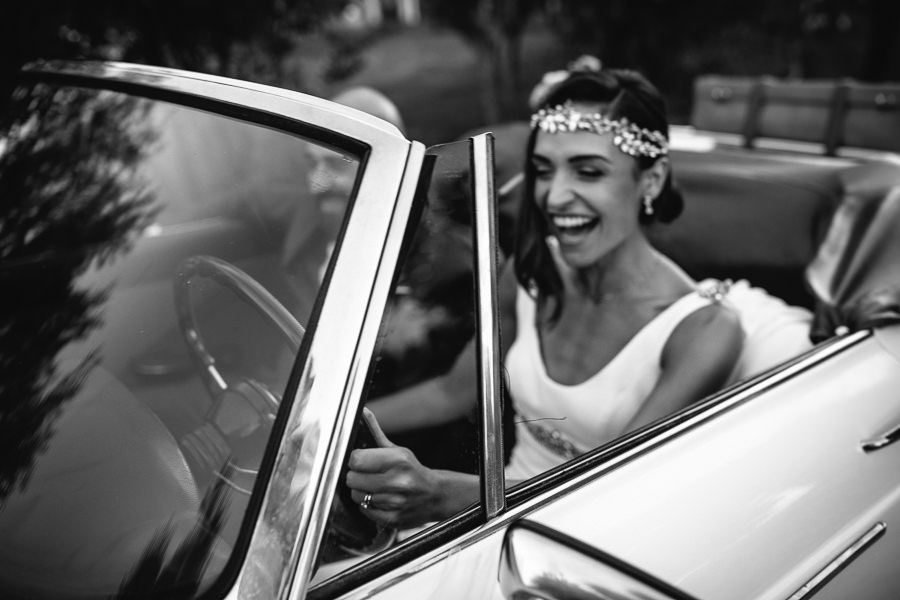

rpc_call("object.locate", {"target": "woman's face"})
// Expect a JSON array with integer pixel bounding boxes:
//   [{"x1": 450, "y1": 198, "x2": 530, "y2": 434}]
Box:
[{"x1": 531, "y1": 118, "x2": 644, "y2": 269}]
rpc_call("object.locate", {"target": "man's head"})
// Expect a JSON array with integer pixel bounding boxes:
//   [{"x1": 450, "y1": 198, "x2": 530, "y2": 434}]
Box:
[
  {"x1": 307, "y1": 87, "x2": 405, "y2": 219},
  {"x1": 331, "y1": 86, "x2": 406, "y2": 134}
]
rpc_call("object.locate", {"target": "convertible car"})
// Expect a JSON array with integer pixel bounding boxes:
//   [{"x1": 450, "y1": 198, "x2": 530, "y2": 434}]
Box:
[{"x1": 1, "y1": 62, "x2": 899, "y2": 600}]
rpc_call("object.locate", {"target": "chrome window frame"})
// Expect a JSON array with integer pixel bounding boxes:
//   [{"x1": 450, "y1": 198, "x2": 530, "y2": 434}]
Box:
[
  {"x1": 18, "y1": 61, "x2": 421, "y2": 600},
  {"x1": 307, "y1": 133, "x2": 507, "y2": 599},
  {"x1": 470, "y1": 133, "x2": 506, "y2": 519}
]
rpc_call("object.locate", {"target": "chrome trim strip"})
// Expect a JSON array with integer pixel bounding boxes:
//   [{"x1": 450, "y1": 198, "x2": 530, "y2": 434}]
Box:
[
  {"x1": 509, "y1": 330, "x2": 872, "y2": 503},
  {"x1": 506, "y1": 332, "x2": 871, "y2": 510},
  {"x1": 341, "y1": 331, "x2": 874, "y2": 598},
  {"x1": 25, "y1": 61, "x2": 408, "y2": 153},
  {"x1": 289, "y1": 141, "x2": 428, "y2": 599},
  {"x1": 471, "y1": 132, "x2": 506, "y2": 519},
  {"x1": 787, "y1": 521, "x2": 887, "y2": 600},
  {"x1": 220, "y1": 142, "x2": 417, "y2": 598}
]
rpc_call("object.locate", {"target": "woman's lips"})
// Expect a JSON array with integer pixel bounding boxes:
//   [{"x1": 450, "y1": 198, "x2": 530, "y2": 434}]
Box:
[{"x1": 549, "y1": 214, "x2": 600, "y2": 242}]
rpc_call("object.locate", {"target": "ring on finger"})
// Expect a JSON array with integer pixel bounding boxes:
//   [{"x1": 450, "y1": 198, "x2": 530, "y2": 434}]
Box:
[{"x1": 360, "y1": 492, "x2": 372, "y2": 510}]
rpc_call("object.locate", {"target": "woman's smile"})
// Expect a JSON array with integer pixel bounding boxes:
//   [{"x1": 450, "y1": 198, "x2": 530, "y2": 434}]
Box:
[{"x1": 548, "y1": 212, "x2": 600, "y2": 245}]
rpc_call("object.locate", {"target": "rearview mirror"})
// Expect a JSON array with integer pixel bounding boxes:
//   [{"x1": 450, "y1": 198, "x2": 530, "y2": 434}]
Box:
[{"x1": 499, "y1": 520, "x2": 701, "y2": 600}]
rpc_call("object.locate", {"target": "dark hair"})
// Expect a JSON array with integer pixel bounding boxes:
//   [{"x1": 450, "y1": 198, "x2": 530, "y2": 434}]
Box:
[{"x1": 514, "y1": 66, "x2": 684, "y2": 320}]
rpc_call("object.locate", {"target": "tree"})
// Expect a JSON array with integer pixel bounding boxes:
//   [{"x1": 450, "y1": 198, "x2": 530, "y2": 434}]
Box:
[
  {"x1": 859, "y1": 0, "x2": 900, "y2": 80},
  {"x1": 423, "y1": 0, "x2": 543, "y2": 123},
  {"x1": 0, "y1": 84, "x2": 158, "y2": 500},
  {"x1": 541, "y1": 0, "x2": 895, "y2": 119}
]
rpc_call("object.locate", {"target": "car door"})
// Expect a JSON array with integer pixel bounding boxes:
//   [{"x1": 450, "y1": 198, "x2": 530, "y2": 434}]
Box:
[
  {"x1": 0, "y1": 61, "x2": 422, "y2": 600},
  {"x1": 317, "y1": 312, "x2": 900, "y2": 598},
  {"x1": 505, "y1": 326, "x2": 900, "y2": 600}
]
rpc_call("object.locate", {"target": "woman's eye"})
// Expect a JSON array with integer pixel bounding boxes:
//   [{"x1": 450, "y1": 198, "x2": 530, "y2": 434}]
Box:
[
  {"x1": 533, "y1": 166, "x2": 552, "y2": 178},
  {"x1": 578, "y1": 167, "x2": 603, "y2": 178}
]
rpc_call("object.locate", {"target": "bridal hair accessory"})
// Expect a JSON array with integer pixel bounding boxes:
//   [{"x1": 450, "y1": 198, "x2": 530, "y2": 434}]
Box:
[{"x1": 531, "y1": 101, "x2": 669, "y2": 159}]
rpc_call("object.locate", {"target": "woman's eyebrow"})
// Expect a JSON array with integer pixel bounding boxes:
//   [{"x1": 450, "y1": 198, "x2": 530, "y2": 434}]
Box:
[
  {"x1": 532, "y1": 153, "x2": 609, "y2": 162},
  {"x1": 569, "y1": 153, "x2": 612, "y2": 165}
]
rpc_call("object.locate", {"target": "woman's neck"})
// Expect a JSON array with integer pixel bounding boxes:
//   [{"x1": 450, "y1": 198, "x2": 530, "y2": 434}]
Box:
[{"x1": 568, "y1": 236, "x2": 693, "y2": 303}]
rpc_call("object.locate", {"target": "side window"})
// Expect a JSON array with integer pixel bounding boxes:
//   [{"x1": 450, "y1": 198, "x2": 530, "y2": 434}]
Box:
[{"x1": 312, "y1": 142, "x2": 481, "y2": 586}]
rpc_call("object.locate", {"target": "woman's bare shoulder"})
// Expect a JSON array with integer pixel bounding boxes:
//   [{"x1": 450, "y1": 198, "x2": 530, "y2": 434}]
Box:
[{"x1": 663, "y1": 301, "x2": 743, "y2": 372}]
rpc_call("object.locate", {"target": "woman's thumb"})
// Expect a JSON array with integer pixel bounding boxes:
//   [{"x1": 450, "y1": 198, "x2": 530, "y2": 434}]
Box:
[{"x1": 362, "y1": 407, "x2": 396, "y2": 448}]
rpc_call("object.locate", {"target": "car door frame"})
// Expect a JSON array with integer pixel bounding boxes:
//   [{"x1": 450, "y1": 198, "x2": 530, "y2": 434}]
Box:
[
  {"x1": 304, "y1": 132, "x2": 506, "y2": 599},
  {"x1": 20, "y1": 60, "x2": 430, "y2": 600}
]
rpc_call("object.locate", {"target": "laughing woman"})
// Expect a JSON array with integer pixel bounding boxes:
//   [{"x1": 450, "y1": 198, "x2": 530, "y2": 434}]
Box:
[{"x1": 348, "y1": 63, "x2": 746, "y2": 527}]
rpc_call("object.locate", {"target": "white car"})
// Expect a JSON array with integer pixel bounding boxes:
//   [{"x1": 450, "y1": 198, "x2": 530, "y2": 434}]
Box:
[{"x1": 1, "y1": 61, "x2": 899, "y2": 600}]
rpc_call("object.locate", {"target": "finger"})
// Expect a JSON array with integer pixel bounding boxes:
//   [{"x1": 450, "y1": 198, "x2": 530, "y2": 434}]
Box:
[
  {"x1": 349, "y1": 489, "x2": 370, "y2": 505},
  {"x1": 545, "y1": 235, "x2": 575, "y2": 282},
  {"x1": 349, "y1": 446, "x2": 415, "y2": 473},
  {"x1": 346, "y1": 469, "x2": 399, "y2": 492},
  {"x1": 350, "y1": 489, "x2": 405, "y2": 511},
  {"x1": 362, "y1": 407, "x2": 396, "y2": 448},
  {"x1": 359, "y1": 506, "x2": 400, "y2": 528}
]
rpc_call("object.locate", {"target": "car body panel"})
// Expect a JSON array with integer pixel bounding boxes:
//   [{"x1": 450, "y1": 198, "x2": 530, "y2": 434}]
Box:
[
  {"x1": 331, "y1": 328, "x2": 900, "y2": 599},
  {"x1": 525, "y1": 326, "x2": 900, "y2": 599}
]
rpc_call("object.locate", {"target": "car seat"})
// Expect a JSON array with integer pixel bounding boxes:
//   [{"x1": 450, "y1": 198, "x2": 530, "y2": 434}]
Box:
[{"x1": 806, "y1": 161, "x2": 900, "y2": 341}]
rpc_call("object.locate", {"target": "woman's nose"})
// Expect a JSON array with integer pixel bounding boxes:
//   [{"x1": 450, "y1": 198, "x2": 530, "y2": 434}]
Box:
[{"x1": 544, "y1": 173, "x2": 574, "y2": 210}]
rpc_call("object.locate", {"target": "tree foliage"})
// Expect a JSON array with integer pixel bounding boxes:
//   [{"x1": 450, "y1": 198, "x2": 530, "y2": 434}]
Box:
[
  {"x1": 1, "y1": 0, "x2": 350, "y2": 99},
  {"x1": 420, "y1": 0, "x2": 898, "y2": 122},
  {"x1": 0, "y1": 83, "x2": 158, "y2": 500},
  {"x1": 542, "y1": 0, "x2": 899, "y2": 117},
  {"x1": 422, "y1": 0, "x2": 544, "y2": 122}
]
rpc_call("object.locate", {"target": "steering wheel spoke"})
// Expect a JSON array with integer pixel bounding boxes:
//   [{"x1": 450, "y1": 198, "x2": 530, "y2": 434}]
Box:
[{"x1": 174, "y1": 255, "x2": 304, "y2": 493}]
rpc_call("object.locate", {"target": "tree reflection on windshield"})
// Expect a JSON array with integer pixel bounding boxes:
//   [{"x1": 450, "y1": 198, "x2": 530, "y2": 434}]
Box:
[
  {"x1": 114, "y1": 472, "x2": 231, "y2": 599},
  {"x1": 0, "y1": 82, "x2": 158, "y2": 500}
]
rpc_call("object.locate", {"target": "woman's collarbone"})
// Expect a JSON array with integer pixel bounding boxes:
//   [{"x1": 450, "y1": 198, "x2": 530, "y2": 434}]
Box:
[{"x1": 539, "y1": 308, "x2": 648, "y2": 385}]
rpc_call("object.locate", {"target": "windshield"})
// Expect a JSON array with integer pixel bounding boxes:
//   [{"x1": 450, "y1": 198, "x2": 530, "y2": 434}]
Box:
[{"x1": 0, "y1": 80, "x2": 362, "y2": 598}]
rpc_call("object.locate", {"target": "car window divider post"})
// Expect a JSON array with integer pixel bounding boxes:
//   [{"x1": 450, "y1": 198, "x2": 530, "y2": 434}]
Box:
[{"x1": 470, "y1": 132, "x2": 506, "y2": 519}]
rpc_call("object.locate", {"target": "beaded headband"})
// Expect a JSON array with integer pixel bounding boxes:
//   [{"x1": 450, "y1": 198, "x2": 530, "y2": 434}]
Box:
[{"x1": 530, "y1": 101, "x2": 669, "y2": 159}]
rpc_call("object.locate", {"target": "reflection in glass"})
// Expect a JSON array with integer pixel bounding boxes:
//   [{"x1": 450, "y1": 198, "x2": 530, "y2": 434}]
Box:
[
  {"x1": 500, "y1": 521, "x2": 700, "y2": 600},
  {"x1": 0, "y1": 80, "x2": 361, "y2": 598},
  {"x1": 0, "y1": 83, "x2": 158, "y2": 501}
]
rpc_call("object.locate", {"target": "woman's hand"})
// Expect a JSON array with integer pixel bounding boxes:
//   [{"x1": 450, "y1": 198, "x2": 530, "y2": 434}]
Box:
[{"x1": 346, "y1": 409, "x2": 447, "y2": 528}]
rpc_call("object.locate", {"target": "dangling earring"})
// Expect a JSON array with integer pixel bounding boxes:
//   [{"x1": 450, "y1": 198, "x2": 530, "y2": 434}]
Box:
[{"x1": 643, "y1": 193, "x2": 655, "y2": 217}]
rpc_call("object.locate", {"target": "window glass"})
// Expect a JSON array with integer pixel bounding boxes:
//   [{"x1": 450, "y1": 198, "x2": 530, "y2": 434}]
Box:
[
  {"x1": 0, "y1": 82, "x2": 361, "y2": 598},
  {"x1": 312, "y1": 142, "x2": 479, "y2": 586}
]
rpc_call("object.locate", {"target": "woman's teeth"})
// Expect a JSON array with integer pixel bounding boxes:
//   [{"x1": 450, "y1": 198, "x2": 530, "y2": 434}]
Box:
[{"x1": 551, "y1": 215, "x2": 599, "y2": 234}]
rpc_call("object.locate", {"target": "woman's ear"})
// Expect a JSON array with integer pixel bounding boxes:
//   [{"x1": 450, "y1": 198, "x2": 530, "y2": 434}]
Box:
[{"x1": 641, "y1": 157, "x2": 669, "y2": 199}]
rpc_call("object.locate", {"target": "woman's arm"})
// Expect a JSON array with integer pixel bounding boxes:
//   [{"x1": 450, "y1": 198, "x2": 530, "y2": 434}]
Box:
[
  {"x1": 367, "y1": 260, "x2": 520, "y2": 435},
  {"x1": 348, "y1": 264, "x2": 522, "y2": 527},
  {"x1": 367, "y1": 344, "x2": 478, "y2": 434},
  {"x1": 624, "y1": 301, "x2": 743, "y2": 433}
]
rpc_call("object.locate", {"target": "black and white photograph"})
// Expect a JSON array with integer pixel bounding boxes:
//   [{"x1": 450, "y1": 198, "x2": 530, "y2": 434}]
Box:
[{"x1": 2, "y1": 1, "x2": 900, "y2": 598}]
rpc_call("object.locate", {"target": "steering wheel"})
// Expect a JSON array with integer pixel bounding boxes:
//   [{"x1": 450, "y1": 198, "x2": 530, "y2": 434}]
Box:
[
  {"x1": 174, "y1": 255, "x2": 304, "y2": 493},
  {"x1": 175, "y1": 255, "x2": 305, "y2": 399},
  {"x1": 175, "y1": 255, "x2": 394, "y2": 555}
]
